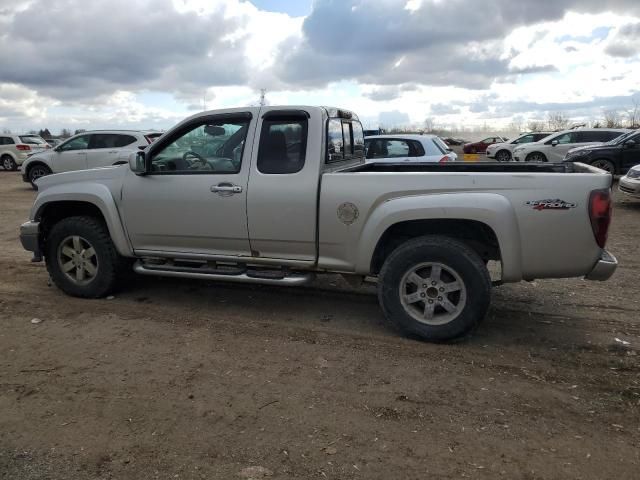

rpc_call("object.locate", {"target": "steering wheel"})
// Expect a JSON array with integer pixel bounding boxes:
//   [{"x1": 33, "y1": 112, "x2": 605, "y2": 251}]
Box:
[{"x1": 183, "y1": 151, "x2": 208, "y2": 166}]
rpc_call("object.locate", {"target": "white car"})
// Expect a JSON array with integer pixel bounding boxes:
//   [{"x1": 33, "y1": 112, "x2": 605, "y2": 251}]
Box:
[
  {"x1": 619, "y1": 164, "x2": 640, "y2": 198},
  {"x1": 364, "y1": 134, "x2": 457, "y2": 163},
  {"x1": 0, "y1": 134, "x2": 50, "y2": 171},
  {"x1": 512, "y1": 128, "x2": 629, "y2": 163},
  {"x1": 485, "y1": 132, "x2": 553, "y2": 162},
  {"x1": 22, "y1": 130, "x2": 154, "y2": 188}
]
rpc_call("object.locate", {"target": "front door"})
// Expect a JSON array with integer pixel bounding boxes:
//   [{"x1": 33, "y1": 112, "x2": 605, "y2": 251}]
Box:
[
  {"x1": 54, "y1": 134, "x2": 91, "y2": 172},
  {"x1": 86, "y1": 133, "x2": 136, "y2": 168},
  {"x1": 122, "y1": 113, "x2": 257, "y2": 257}
]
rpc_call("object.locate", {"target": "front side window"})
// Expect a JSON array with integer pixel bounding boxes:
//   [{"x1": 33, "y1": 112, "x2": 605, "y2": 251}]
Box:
[
  {"x1": 150, "y1": 118, "x2": 250, "y2": 173},
  {"x1": 59, "y1": 134, "x2": 91, "y2": 151},
  {"x1": 257, "y1": 116, "x2": 308, "y2": 174}
]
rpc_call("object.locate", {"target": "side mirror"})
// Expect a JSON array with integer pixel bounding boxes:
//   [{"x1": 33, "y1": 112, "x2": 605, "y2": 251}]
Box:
[
  {"x1": 624, "y1": 139, "x2": 636, "y2": 148},
  {"x1": 551, "y1": 140, "x2": 559, "y2": 146},
  {"x1": 53, "y1": 146, "x2": 62, "y2": 152},
  {"x1": 129, "y1": 151, "x2": 146, "y2": 175}
]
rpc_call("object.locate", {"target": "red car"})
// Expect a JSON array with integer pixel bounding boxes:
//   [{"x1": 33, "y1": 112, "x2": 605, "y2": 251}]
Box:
[{"x1": 463, "y1": 136, "x2": 508, "y2": 154}]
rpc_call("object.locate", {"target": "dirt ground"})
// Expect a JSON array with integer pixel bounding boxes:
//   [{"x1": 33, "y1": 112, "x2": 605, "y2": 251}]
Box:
[{"x1": 1, "y1": 171, "x2": 638, "y2": 480}]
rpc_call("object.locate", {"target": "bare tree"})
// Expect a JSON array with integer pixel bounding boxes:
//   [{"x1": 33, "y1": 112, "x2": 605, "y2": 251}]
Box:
[
  {"x1": 603, "y1": 109, "x2": 622, "y2": 128},
  {"x1": 527, "y1": 119, "x2": 545, "y2": 132},
  {"x1": 423, "y1": 117, "x2": 435, "y2": 132},
  {"x1": 1, "y1": 128, "x2": 11, "y2": 134},
  {"x1": 508, "y1": 117, "x2": 524, "y2": 133},
  {"x1": 60, "y1": 128, "x2": 72, "y2": 138},
  {"x1": 547, "y1": 112, "x2": 570, "y2": 131},
  {"x1": 625, "y1": 97, "x2": 639, "y2": 128}
]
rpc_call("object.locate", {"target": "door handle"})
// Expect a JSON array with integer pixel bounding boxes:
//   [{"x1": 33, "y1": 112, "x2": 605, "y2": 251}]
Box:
[{"x1": 211, "y1": 183, "x2": 242, "y2": 195}]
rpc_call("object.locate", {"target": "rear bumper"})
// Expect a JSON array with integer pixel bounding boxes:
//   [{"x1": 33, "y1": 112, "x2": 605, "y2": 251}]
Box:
[
  {"x1": 585, "y1": 250, "x2": 618, "y2": 281},
  {"x1": 20, "y1": 220, "x2": 42, "y2": 260}
]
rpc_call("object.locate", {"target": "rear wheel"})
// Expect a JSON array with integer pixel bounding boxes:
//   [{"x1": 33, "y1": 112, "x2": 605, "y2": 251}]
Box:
[
  {"x1": 591, "y1": 159, "x2": 615, "y2": 174},
  {"x1": 496, "y1": 150, "x2": 511, "y2": 162},
  {"x1": 378, "y1": 235, "x2": 491, "y2": 342},
  {"x1": 45, "y1": 216, "x2": 125, "y2": 298},
  {"x1": 28, "y1": 164, "x2": 51, "y2": 189},
  {"x1": 525, "y1": 152, "x2": 547, "y2": 163},
  {"x1": 1, "y1": 155, "x2": 17, "y2": 171}
]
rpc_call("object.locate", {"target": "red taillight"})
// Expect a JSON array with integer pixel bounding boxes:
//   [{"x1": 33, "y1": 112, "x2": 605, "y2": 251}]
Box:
[
  {"x1": 16, "y1": 144, "x2": 31, "y2": 151},
  {"x1": 589, "y1": 189, "x2": 612, "y2": 248},
  {"x1": 439, "y1": 156, "x2": 450, "y2": 163}
]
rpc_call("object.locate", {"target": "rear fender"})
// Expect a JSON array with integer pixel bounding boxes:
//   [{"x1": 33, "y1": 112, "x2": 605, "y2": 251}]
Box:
[{"x1": 355, "y1": 193, "x2": 523, "y2": 282}]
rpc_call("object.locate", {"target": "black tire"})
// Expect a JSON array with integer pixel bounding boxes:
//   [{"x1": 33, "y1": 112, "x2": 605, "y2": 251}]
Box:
[
  {"x1": 496, "y1": 150, "x2": 511, "y2": 162},
  {"x1": 525, "y1": 152, "x2": 547, "y2": 163},
  {"x1": 378, "y1": 235, "x2": 491, "y2": 342},
  {"x1": 2, "y1": 155, "x2": 18, "y2": 171},
  {"x1": 45, "y1": 216, "x2": 125, "y2": 298},
  {"x1": 590, "y1": 159, "x2": 616, "y2": 174},
  {"x1": 27, "y1": 164, "x2": 51, "y2": 189}
]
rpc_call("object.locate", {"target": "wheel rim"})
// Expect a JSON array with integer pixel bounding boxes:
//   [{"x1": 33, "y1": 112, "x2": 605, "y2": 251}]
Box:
[
  {"x1": 57, "y1": 235, "x2": 99, "y2": 285},
  {"x1": 30, "y1": 166, "x2": 48, "y2": 182},
  {"x1": 527, "y1": 153, "x2": 544, "y2": 162},
  {"x1": 592, "y1": 160, "x2": 614, "y2": 173},
  {"x1": 2, "y1": 157, "x2": 12, "y2": 169},
  {"x1": 497, "y1": 151, "x2": 510, "y2": 162},
  {"x1": 399, "y1": 262, "x2": 467, "y2": 326}
]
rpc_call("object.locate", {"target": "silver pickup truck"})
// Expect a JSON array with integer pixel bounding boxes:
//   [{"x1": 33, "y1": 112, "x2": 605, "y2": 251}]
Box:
[{"x1": 20, "y1": 106, "x2": 617, "y2": 341}]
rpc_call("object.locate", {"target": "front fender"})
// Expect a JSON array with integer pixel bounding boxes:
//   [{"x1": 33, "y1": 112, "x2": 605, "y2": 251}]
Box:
[
  {"x1": 355, "y1": 192, "x2": 523, "y2": 282},
  {"x1": 32, "y1": 183, "x2": 133, "y2": 257}
]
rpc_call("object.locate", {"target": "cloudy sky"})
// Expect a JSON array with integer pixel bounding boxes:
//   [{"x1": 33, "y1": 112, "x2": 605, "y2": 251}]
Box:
[{"x1": 1, "y1": 0, "x2": 639, "y2": 133}]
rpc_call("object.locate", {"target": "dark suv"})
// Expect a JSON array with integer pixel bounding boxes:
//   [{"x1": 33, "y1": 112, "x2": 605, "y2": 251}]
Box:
[{"x1": 563, "y1": 130, "x2": 640, "y2": 174}]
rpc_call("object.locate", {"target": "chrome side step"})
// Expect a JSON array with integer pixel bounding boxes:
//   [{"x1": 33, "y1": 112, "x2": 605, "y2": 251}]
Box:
[{"x1": 133, "y1": 261, "x2": 315, "y2": 286}]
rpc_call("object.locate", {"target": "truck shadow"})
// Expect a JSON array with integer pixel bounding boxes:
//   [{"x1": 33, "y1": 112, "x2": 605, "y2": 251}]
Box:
[{"x1": 116, "y1": 274, "x2": 592, "y2": 351}]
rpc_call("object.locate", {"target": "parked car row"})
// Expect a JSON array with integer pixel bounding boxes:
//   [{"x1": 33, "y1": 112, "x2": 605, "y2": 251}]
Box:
[{"x1": 0, "y1": 130, "x2": 165, "y2": 187}]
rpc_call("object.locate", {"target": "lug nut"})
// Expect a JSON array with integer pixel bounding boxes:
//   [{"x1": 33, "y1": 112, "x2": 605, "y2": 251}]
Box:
[
  {"x1": 438, "y1": 296, "x2": 443, "y2": 301},
  {"x1": 420, "y1": 293, "x2": 426, "y2": 298},
  {"x1": 422, "y1": 284, "x2": 427, "y2": 288},
  {"x1": 439, "y1": 287, "x2": 444, "y2": 292},
  {"x1": 428, "y1": 299, "x2": 434, "y2": 304},
  {"x1": 432, "y1": 281, "x2": 437, "y2": 286}
]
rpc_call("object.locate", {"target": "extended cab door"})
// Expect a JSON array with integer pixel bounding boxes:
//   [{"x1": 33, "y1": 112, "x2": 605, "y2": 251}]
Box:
[
  {"x1": 245, "y1": 109, "x2": 322, "y2": 262},
  {"x1": 121, "y1": 112, "x2": 257, "y2": 257}
]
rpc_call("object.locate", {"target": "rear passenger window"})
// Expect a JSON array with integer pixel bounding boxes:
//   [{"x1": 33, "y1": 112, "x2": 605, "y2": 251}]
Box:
[
  {"x1": 115, "y1": 135, "x2": 137, "y2": 147},
  {"x1": 327, "y1": 119, "x2": 366, "y2": 163},
  {"x1": 257, "y1": 115, "x2": 308, "y2": 174}
]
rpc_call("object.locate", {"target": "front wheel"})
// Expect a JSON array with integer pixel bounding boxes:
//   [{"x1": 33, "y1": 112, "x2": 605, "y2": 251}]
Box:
[
  {"x1": 45, "y1": 216, "x2": 125, "y2": 298},
  {"x1": 496, "y1": 150, "x2": 511, "y2": 162},
  {"x1": 2, "y1": 155, "x2": 17, "y2": 171},
  {"x1": 590, "y1": 159, "x2": 616, "y2": 174},
  {"x1": 378, "y1": 235, "x2": 491, "y2": 342},
  {"x1": 525, "y1": 152, "x2": 547, "y2": 163},
  {"x1": 28, "y1": 164, "x2": 52, "y2": 189}
]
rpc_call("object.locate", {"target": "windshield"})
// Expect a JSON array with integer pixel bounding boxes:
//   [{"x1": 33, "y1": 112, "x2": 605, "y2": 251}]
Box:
[{"x1": 19, "y1": 135, "x2": 47, "y2": 145}]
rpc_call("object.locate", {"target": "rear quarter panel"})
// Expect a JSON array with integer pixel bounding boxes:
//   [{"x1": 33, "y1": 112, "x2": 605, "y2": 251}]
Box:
[{"x1": 318, "y1": 170, "x2": 611, "y2": 281}]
